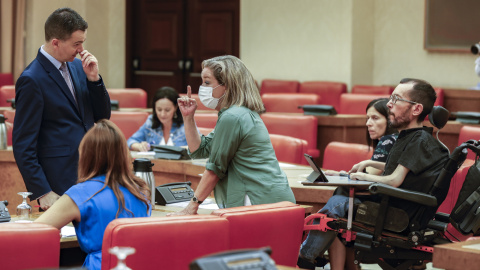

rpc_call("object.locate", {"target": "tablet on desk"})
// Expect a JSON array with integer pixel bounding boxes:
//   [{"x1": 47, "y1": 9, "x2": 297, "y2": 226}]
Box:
[{"x1": 301, "y1": 154, "x2": 373, "y2": 187}]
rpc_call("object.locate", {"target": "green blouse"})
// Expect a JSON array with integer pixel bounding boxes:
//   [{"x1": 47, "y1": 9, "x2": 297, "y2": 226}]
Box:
[{"x1": 189, "y1": 106, "x2": 296, "y2": 208}]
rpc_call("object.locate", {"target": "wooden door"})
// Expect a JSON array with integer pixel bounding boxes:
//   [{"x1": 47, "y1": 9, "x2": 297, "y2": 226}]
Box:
[{"x1": 126, "y1": 0, "x2": 239, "y2": 105}]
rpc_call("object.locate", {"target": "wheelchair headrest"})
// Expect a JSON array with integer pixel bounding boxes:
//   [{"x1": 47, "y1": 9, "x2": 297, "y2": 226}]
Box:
[{"x1": 428, "y1": 106, "x2": 449, "y2": 129}]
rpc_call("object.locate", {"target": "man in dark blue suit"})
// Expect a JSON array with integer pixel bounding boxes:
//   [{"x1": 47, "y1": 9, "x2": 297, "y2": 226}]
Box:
[{"x1": 13, "y1": 8, "x2": 111, "y2": 210}]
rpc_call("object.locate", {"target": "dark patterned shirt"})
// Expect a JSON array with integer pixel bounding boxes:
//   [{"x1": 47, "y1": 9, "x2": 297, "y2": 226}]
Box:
[{"x1": 371, "y1": 134, "x2": 398, "y2": 162}]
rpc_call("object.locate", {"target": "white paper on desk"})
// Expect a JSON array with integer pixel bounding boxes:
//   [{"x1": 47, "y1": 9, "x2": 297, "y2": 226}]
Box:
[
  {"x1": 61, "y1": 226, "x2": 76, "y2": 237},
  {"x1": 137, "y1": 151, "x2": 156, "y2": 156},
  {"x1": 462, "y1": 243, "x2": 480, "y2": 250},
  {"x1": 166, "y1": 198, "x2": 218, "y2": 210},
  {"x1": 279, "y1": 162, "x2": 297, "y2": 168}
]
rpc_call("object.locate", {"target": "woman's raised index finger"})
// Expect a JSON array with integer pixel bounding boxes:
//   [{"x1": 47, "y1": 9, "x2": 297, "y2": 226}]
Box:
[{"x1": 187, "y1": 85, "x2": 192, "y2": 98}]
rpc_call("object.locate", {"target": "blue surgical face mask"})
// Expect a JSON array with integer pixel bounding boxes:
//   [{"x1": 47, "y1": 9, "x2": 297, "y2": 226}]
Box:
[{"x1": 198, "y1": 84, "x2": 224, "y2": 109}]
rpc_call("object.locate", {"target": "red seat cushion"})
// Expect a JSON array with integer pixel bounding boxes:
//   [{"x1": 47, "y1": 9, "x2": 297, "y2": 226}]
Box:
[
  {"x1": 0, "y1": 223, "x2": 60, "y2": 270},
  {"x1": 261, "y1": 113, "x2": 319, "y2": 160},
  {"x1": 339, "y1": 94, "x2": 389, "y2": 115},
  {"x1": 322, "y1": 142, "x2": 373, "y2": 171},
  {"x1": 262, "y1": 93, "x2": 320, "y2": 113},
  {"x1": 458, "y1": 126, "x2": 480, "y2": 160},
  {"x1": 110, "y1": 111, "x2": 149, "y2": 139},
  {"x1": 0, "y1": 85, "x2": 15, "y2": 107},
  {"x1": 194, "y1": 113, "x2": 218, "y2": 129},
  {"x1": 351, "y1": 85, "x2": 394, "y2": 95},
  {"x1": 299, "y1": 81, "x2": 346, "y2": 110},
  {"x1": 270, "y1": 134, "x2": 308, "y2": 164},
  {"x1": 260, "y1": 79, "x2": 299, "y2": 94},
  {"x1": 107, "y1": 88, "x2": 147, "y2": 108},
  {"x1": 101, "y1": 215, "x2": 230, "y2": 270},
  {"x1": 211, "y1": 202, "x2": 305, "y2": 267}
]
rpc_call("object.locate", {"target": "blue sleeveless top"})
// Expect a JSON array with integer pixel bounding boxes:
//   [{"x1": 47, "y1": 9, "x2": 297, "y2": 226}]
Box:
[{"x1": 65, "y1": 175, "x2": 151, "y2": 270}]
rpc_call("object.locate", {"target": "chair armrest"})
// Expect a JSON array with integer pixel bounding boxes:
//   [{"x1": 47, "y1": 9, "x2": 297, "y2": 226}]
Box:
[{"x1": 368, "y1": 183, "x2": 437, "y2": 207}]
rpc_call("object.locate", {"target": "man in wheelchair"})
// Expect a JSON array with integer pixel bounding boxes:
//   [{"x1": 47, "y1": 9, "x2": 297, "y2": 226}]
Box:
[{"x1": 298, "y1": 78, "x2": 453, "y2": 270}]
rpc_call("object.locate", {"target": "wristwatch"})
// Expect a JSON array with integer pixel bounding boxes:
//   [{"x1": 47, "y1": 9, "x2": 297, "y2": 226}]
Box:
[{"x1": 192, "y1": 196, "x2": 203, "y2": 204}]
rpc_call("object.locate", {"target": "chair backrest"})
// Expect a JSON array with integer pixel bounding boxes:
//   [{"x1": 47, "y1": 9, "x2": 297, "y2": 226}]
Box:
[
  {"x1": 458, "y1": 126, "x2": 480, "y2": 160},
  {"x1": 322, "y1": 142, "x2": 373, "y2": 171},
  {"x1": 269, "y1": 134, "x2": 308, "y2": 164},
  {"x1": 434, "y1": 88, "x2": 444, "y2": 107},
  {"x1": 0, "y1": 73, "x2": 14, "y2": 88},
  {"x1": 3, "y1": 109, "x2": 15, "y2": 146},
  {"x1": 298, "y1": 81, "x2": 347, "y2": 110},
  {"x1": 261, "y1": 93, "x2": 320, "y2": 113},
  {"x1": 261, "y1": 113, "x2": 319, "y2": 160},
  {"x1": 0, "y1": 223, "x2": 60, "y2": 270},
  {"x1": 211, "y1": 201, "x2": 305, "y2": 267},
  {"x1": 107, "y1": 88, "x2": 147, "y2": 108},
  {"x1": 339, "y1": 93, "x2": 389, "y2": 114},
  {"x1": 0, "y1": 85, "x2": 15, "y2": 107},
  {"x1": 194, "y1": 113, "x2": 218, "y2": 129},
  {"x1": 260, "y1": 79, "x2": 299, "y2": 94},
  {"x1": 179, "y1": 93, "x2": 215, "y2": 111},
  {"x1": 110, "y1": 111, "x2": 149, "y2": 139},
  {"x1": 351, "y1": 85, "x2": 394, "y2": 95},
  {"x1": 101, "y1": 215, "x2": 229, "y2": 270}
]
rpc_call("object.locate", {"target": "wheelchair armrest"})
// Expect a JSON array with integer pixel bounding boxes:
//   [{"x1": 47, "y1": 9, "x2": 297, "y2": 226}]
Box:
[{"x1": 368, "y1": 183, "x2": 437, "y2": 207}]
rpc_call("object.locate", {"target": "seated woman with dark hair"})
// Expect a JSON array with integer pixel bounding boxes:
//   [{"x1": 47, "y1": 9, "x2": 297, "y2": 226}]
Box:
[
  {"x1": 128, "y1": 86, "x2": 187, "y2": 151},
  {"x1": 35, "y1": 119, "x2": 151, "y2": 270}
]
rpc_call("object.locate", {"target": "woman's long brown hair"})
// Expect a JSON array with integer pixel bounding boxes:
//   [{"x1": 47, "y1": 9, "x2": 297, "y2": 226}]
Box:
[{"x1": 77, "y1": 119, "x2": 151, "y2": 217}]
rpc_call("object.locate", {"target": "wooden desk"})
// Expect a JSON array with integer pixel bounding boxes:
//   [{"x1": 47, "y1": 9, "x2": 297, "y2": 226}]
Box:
[
  {"x1": 433, "y1": 238, "x2": 480, "y2": 270},
  {"x1": 0, "y1": 149, "x2": 332, "y2": 214}
]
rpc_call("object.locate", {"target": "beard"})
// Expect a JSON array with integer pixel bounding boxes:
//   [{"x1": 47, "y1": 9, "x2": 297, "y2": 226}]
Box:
[{"x1": 389, "y1": 111, "x2": 411, "y2": 129}]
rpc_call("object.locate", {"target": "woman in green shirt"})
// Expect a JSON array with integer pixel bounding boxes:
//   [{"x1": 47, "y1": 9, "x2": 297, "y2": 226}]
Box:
[{"x1": 171, "y1": 55, "x2": 296, "y2": 214}]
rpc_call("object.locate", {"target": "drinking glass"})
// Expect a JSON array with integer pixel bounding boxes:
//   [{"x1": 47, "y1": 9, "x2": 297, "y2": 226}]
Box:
[
  {"x1": 109, "y1": 246, "x2": 136, "y2": 270},
  {"x1": 16, "y1": 192, "x2": 32, "y2": 221}
]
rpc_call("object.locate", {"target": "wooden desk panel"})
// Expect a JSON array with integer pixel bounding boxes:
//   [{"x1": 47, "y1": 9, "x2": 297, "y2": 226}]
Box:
[{"x1": 433, "y1": 238, "x2": 480, "y2": 270}]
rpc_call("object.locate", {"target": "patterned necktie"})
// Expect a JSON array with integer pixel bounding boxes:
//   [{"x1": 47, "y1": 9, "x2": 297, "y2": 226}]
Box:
[{"x1": 60, "y1": 63, "x2": 77, "y2": 104}]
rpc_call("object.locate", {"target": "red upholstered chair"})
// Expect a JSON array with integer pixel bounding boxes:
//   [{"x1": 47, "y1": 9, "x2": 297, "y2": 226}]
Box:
[
  {"x1": 269, "y1": 134, "x2": 308, "y2": 164},
  {"x1": 107, "y1": 88, "x2": 147, "y2": 108},
  {"x1": 434, "y1": 88, "x2": 444, "y2": 106},
  {"x1": 0, "y1": 223, "x2": 60, "y2": 270},
  {"x1": 339, "y1": 93, "x2": 389, "y2": 114},
  {"x1": 351, "y1": 85, "x2": 394, "y2": 95},
  {"x1": 298, "y1": 81, "x2": 347, "y2": 110},
  {"x1": 0, "y1": 85, "x2": 15, "y2": 107},
  {"x1": 194, "y1": 113, "x2": 218, "y2": 129},
  {"x1": 261, "y1": 93, "x2": 320, "y2": 113},
  {"x1": 211, "y1": 201, "x2": 305, "y2": 267},
  {"x1": 110, "y1": 111, "x2": 149, "y2": 139},
  {"x1": 261, "y1": 113, "x2": 319, "y2": 162},
  {"x1": 458, "y1": 126, "x2": 480, "y2": 160},
  {"x1": 0, "y1": 73, "x2": 14, "y2": 88},
  {"x1": 437, "y1": 159, "x2": 475, "y2": 241},
  {"x1": 179, "y1": 93, "x2": 215, "y2": 111},
  {"x1": 260, "y1": 79, "x2": 300, "y2": 94},
  {"x1": 101, "y1": 215, "x2": 229, "y2": 270},
  {"x1": 322, "y1": 142, "x2": 373, "y2": 171},
  {"x1": 3, "y1": 109, "x2": 15, "y2": 146}
]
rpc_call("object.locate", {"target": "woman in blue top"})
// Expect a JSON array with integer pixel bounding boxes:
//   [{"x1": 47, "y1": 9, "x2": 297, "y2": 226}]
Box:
[
  {"x1": 128, "y1": 86, "x2": 187, "y2": 151},
  {"x1": 36, "y1": 119, "x2": 151, "y2": 270}
]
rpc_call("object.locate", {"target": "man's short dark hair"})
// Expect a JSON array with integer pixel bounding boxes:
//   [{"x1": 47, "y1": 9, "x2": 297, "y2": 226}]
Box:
[
  {"x1": 399, "y1": 78, "x2": 437, "y2": 122},
  {"x1": 45, "y1": 8, "x2": 88, "y2": 41}
]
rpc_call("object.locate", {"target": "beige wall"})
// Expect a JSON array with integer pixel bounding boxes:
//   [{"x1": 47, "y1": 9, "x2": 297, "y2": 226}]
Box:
[
  {"x1": 240, "y1": 0, "x2": 479, "y2": 90},
  {"x1": 19, "y1": 0, "x2": 479, "y2": 90},
  {"x1": 24, "y1": 0, "x2": 125, "y2": 88}
]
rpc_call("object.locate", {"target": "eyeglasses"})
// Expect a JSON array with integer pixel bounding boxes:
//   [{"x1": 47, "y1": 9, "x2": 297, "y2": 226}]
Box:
[{"x1": 389, "y1": 94, "x2": 418, "y2": 105}]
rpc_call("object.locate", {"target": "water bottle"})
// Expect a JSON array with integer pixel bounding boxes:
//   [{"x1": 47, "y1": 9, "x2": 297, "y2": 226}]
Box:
[
  {"x1": 0, "y1": 114, "x2": 7, "y2": 150},
  {"x1": 133, "y1": 158, "x2": 155, "y2": 206}
]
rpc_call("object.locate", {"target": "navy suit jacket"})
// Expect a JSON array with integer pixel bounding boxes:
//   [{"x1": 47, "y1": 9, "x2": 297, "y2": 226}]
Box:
[{"x1": 13, "y1": 49, "x2": 111, "y2": 200}]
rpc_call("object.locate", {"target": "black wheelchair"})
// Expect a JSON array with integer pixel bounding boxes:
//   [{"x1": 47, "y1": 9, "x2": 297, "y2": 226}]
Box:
[{"x1": 303, "y1": 106, "x2": 480, "y2": 270}]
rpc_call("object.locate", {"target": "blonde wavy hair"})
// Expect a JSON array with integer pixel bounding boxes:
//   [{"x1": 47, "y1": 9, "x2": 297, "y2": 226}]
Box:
[{"x1": 202, "y1": 55, "x2": 265, "y2": 113}]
